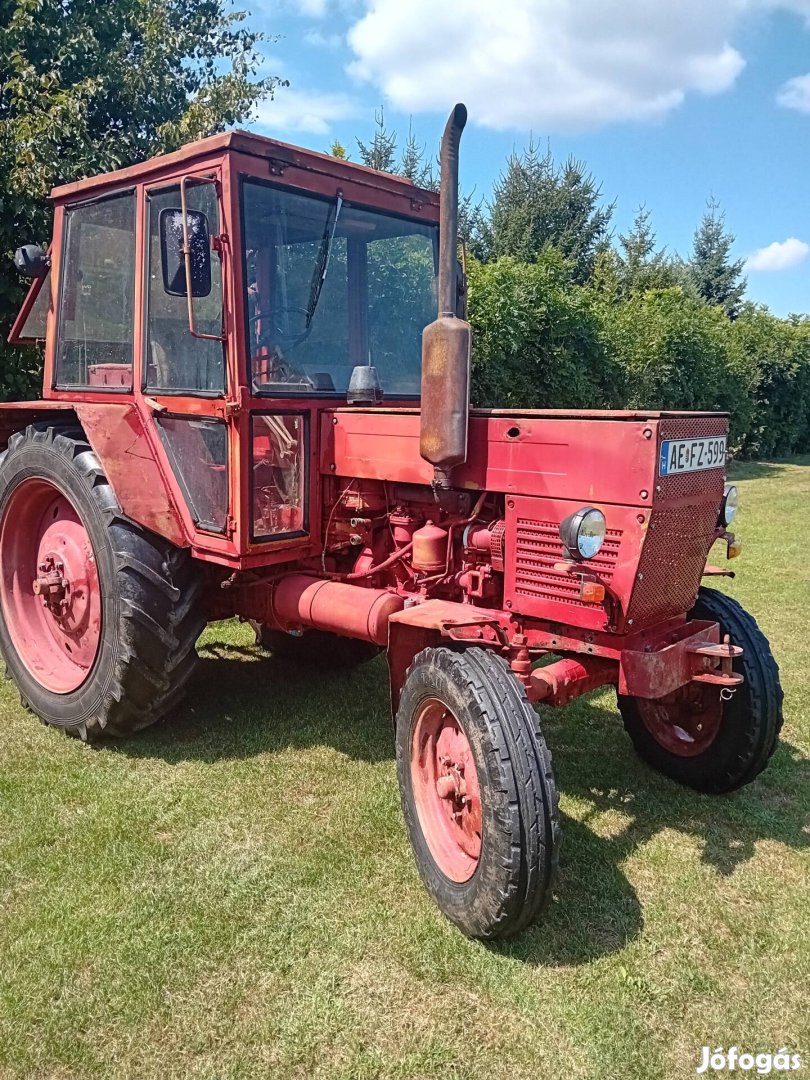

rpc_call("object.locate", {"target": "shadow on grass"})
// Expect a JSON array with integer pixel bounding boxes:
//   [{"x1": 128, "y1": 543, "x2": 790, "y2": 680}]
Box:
[
  {"x1": 116, "y1": 637, "x2": 808, "y2": 966},
  {"x1": 729, "y1": 456, "x2": 810, "y2": 481}
]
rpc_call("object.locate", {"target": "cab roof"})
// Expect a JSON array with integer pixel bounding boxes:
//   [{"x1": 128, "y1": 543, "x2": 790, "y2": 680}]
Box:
[{"x1": 50, "y1": 128, "x2": 441, "y2": 210}]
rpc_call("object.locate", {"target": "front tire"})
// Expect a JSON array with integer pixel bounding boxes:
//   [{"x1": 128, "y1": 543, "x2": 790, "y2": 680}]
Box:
[
  {"x1": 396, "y1": 647, "x2": 560, "y2": 940},
  {"x1": 618, "y1": 587, "x2": 783, "y2": 793},
  {"x1": 0, "y1": 423, "x2": 204, "y2": 741}
]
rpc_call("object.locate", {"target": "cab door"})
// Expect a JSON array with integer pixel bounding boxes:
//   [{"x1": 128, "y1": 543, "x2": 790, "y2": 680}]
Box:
[{"x1": 142, "y1": 173, "x2": 234, "y2": 540}]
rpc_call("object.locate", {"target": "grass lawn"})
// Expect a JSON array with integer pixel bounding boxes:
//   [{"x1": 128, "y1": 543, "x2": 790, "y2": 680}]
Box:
[{"x1": 0, "y1": 458, "x2": 808, "y2": 1080}]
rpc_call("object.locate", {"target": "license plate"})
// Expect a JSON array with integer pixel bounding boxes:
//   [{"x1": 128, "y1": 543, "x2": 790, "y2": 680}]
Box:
[{"x1": 659, "y1": 436, "x2": 727, "y2": 476}]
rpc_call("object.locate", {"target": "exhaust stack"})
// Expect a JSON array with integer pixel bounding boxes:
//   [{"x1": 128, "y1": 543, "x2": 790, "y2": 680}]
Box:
[{"x1": 420, "y1": 103, "x2": 471, "y2": 490}]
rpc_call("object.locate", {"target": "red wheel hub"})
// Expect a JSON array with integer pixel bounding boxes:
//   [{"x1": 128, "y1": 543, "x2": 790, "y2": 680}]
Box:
[
  {"x1": 636, "y1": 683, "x2": 724, "y2": 757},
  {"x1": 410, "y1": 698, "x2": 482, "y2": 882},
  {"x1": 0, "y1": 478, "x2": 102, "y2": 693}
]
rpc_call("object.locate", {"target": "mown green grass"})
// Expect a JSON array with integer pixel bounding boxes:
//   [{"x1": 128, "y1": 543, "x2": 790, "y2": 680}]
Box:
[{"x1": 1, "y1": 459, "x2": 808, "y2": 1080}]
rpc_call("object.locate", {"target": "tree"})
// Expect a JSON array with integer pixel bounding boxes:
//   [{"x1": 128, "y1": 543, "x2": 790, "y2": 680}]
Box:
[
  {"x1": 356, "y1": 107, "x2": 398, "y2": 173},
  {"x1": 616, "y1": 206, "x2": 683, "y2": 295},
  {"x1": 0, "y1": 0, "x2": 283, "y2": 396},
  {"x1": 687, "y1": 197, "x2": 746, "y2": 318},
  {"x1": 483, "y1": 141, "x2": 614, "y2": 282}
]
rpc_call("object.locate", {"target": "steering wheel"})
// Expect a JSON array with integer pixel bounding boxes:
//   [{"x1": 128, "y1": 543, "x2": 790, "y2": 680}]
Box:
[{"x1": 250, "y1": 306, "x2": 311, "y2": 350}]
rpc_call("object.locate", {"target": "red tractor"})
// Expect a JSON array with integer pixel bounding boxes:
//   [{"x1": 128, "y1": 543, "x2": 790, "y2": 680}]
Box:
[{"x1": 4, "y1": 105, "x2": 782, "y2": 939}]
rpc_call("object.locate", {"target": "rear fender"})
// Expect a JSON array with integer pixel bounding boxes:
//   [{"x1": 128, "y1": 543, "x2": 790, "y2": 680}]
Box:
[{"x1": 0, "y1": 400, "x2": 188, "y2": 548}]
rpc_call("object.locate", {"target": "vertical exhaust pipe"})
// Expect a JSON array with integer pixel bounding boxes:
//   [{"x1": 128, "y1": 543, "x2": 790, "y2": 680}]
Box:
[{"x1": 420, "y1": 103, "x2": 471, "y2": 491}]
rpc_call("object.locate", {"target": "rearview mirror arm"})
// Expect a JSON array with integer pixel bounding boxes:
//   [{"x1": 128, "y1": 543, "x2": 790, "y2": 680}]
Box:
[{"x1": 180, "y1": 174, "x2": 226, "y2": 343}]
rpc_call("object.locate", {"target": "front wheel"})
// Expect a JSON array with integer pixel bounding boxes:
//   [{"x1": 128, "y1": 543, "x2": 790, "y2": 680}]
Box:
[
  {"x1": 618, "y1": 587, "x2": 783, "y2": 793},
  {"x1": 396, "y1": 647, "x2": 560, "y2": 940}
]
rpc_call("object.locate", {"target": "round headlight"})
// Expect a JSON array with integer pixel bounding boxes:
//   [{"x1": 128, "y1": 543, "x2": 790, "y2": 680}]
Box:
[
  {"x1": 560, "y1": 507, "x2": 607, "y2": 561},
  {"x1": 720, "y1": 485, "x2": 738, "y2": 526}
]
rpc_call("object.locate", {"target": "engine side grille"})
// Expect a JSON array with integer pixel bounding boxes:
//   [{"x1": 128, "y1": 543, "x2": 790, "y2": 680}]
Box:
[{"x1": 513, "y1": 518, "x2": 622, "y2": 610}]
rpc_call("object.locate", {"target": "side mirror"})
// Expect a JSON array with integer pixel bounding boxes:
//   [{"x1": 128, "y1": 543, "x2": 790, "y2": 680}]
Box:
[
  {"x1": 159, "y1": 207, "x2": 211, "y2": 298},
  {"x1": 14, "y1": 245, "x2": 50, "y2": 279}
]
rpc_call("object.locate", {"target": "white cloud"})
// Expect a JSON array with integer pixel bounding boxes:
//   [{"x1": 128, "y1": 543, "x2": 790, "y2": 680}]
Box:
[
  {"x1": 346, "y1": 0, "x2": 749, "y2": 131},
  {"x1": 254, "y1": 89, "x2": 360, "y2": 135},
  {"x1": 297, "y1": 0, "x2": 329, "y2": 15},
  {"x1": 776, "y1": 73, "x2": 810, "y2": 112},
  {"x1": 304, "y1": 29, "x2": 343, "y2": 48},
  {"x1": 338, "y1": 0, "x2": 810, "y2": 132},
  {"x1": 745, "y1": 238, "x2": 810, "y2": 271}
]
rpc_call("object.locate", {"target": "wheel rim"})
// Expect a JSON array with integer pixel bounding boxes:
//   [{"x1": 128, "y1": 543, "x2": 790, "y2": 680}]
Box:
[
  {"x1": 410, "y1": 698, "x2": 482, "y2": 882},
  {"x1": 0, "y1": 478, "x2": 102, "y2": 694},
  {"x1": 636, "y1": 683, "x2": 724, "y2": 757}
]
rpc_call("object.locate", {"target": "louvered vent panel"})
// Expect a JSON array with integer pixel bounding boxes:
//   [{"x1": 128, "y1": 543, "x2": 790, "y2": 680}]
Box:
[{"x1": 513, "y1": 518, "x2": 622, "y2": 609}]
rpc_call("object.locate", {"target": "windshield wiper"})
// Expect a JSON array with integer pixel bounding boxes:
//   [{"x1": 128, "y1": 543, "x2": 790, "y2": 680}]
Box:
[{"x1": 305, "y1": 193, "x2": 343, "y2": 328}]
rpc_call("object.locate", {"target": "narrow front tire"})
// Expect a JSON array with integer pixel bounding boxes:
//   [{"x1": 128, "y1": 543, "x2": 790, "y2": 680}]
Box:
[
  {"x1": 618, "y1": 587, "x2": 783, "y2": 793},
  {"x1": 396, "y1": 646, "x2": 560, "y2": 940}
]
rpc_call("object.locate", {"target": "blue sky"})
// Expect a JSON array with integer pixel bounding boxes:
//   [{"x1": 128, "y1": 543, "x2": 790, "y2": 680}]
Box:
[{"x1": 245, "y1": 1, "x2": 810, "y2": 316}]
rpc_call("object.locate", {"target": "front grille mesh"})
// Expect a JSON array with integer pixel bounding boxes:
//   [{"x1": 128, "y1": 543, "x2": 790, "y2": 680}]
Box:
[
  {"x1": 627, "y1": 500, "x2": 719, "y2": 626},
  {"x1": 513, "y1": 518, "x2": 621, "y2": 610}
]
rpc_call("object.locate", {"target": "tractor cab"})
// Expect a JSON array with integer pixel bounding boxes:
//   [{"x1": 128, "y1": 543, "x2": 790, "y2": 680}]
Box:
[{"x1": 9, "y1": 130, "x2": 442, "y2": 563}]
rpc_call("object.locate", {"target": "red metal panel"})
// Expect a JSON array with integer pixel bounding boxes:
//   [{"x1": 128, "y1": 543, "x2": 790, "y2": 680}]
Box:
[
  {"x1": 619, "y1": 620, "x2": 720, "y2": 698},
  {"x1": 75, "y1": 403, "x2": 188, "y2": 546},
  {"x1": 51, "y1": 132, "x2": 439, "y2": 223},
  {"x1": 323, "y1": 410, "x2": 658, "y2": 507},
  {"x1": 503, "y1": 495, "x2": 645, "y2": 631}
]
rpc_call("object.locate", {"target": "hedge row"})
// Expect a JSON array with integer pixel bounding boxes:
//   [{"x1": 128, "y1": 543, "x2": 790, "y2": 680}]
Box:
[
  {"x1": 468, "y1": 254, "x2": 810, "y2": 458},
  {"x1": 3, "y1": 252, "x2": 808, "y2": 460}
]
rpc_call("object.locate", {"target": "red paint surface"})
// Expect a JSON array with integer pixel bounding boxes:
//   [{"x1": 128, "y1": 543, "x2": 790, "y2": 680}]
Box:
[
  {"x1": 0, "y1": 478, "x2": 102, "y2": 693},
  {"x1": 269, "y1": 574, "x2": 405, "y2": 645},
  {"x1": 410, "y1": 697, "x2": 482, "y2": 882},
  {"x1": 76, "y1": 403, "x2": 188, "y2": 547},
  {"x1": 635, "y1": 684, "x2": 723, "y2": 757}
]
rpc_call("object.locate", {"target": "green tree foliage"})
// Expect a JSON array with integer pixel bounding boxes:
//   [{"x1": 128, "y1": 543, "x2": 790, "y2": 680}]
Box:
[
  {"x1": 467, "y1": 253, "x2": 619, "y2": 410},
  {"x1": 0, "y1": 0, "x2": 282, "y2": 397},
  {"x1": 687, "y1": 197, "x2": 747, "y2": 318},
  {"x1": 599, "y1": 289, "x2": 749, "y2": 428},
  {"x1": 355, "y1": 108, "x2": 398, "y2": 173},
  {"x1": 615, "y1": 207, "x2": 684, "y2": 296},
  {"x1": 728, "y1": 305, "x2": 810, "y2": 457},
  {"x1": 482, "y1": 142, "x2": 614, "y2": 283}
]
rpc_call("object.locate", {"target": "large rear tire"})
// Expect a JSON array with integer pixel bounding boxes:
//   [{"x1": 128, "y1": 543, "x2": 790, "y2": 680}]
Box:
[
  {"x1": 0, "y1": 423, "x2": 204, "y2": 741},
  {"x1": 396, "y1": 646, "x2": 560, "y2": 940},
  {"x1": 618, "y1": 587, "x2": 783, "y2": 793}
]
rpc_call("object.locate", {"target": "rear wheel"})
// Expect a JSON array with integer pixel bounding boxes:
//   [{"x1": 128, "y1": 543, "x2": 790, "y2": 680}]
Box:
[
  {"x1": 396, "y1": 646, "x2": 560, "y2": 939},
  {"x1": 0, "y1": 423, "x2": 204, "y2": 740},
  {"x1": 252, "y1": 623, "x2": 381, "y2": 668},
  {"x1": 618, "y1": 587, "x2": 783, "y2": 793}
]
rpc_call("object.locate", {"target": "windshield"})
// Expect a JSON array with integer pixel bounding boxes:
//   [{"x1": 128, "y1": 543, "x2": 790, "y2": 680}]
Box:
[{"x1": 241, "y1": 179, "x2": 438, "y2": 396}]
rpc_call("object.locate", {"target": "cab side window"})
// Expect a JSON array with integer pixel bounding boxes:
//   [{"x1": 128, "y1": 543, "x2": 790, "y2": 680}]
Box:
[
  {"x1": 145, "y1": 184, "x2": 225, "y2": 394},
  {"x1": 55, "y1": 191, "x2": 135, "y2": 389}
]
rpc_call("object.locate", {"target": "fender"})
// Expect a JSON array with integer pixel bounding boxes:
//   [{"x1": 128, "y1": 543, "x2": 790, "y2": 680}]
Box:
[{"x1": 0, "y1": 400, "x2": 188, "y2": 547}]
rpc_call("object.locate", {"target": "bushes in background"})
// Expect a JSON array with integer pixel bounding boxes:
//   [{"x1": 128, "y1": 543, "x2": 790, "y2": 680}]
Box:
[{"x1": 468, "y1": 256, "x2": 810, "y2": 458}]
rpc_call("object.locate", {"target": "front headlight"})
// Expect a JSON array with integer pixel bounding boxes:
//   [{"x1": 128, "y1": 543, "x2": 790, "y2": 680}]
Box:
[
  {"x1": 560, "y1": 507, "x2": 607, "y2": 561},
  {"x1": 719, "y1": 485, "x2": 738, "y2": 527}
]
